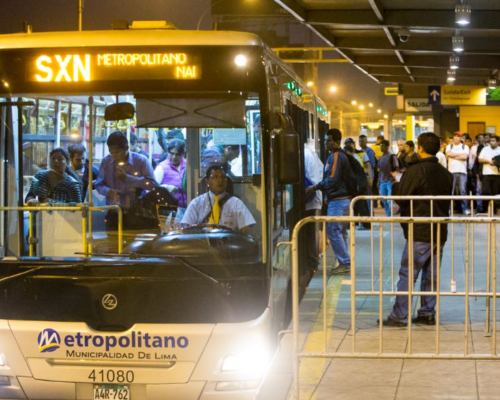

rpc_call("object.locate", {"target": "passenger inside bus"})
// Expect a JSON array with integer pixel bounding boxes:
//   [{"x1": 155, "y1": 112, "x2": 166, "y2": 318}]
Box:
[
  {"x1": 25, "y1": 147, "x2": 83, "y2": 205},
  {"x1": 67, "y1": 143, "x2": 99, "y2": 200},
  {"x1": 181, "y1": 164, "x2": 255, "y2": 235},
  {"x1": 223, "y1": 145, "x2": 243, "y2": 177},
  {"x1": 154, "y1": 139, "x2": 187, "y2": 208},
  {"x1": 94, "y1": 131, "x2": 156, "y2": 244}
]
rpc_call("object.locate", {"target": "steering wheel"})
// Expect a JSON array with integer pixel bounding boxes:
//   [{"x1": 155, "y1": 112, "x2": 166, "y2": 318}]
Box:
[{"x1": 182, "y1": 223, "x2": 235, "y2": 233}]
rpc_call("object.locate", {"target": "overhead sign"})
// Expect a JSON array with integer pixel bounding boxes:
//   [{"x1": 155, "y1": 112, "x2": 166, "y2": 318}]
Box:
[
  {"x1": 29, "y1": 51, "x2": 201, "y2": 83},
  {"x1": 441, "y1": 85, "x2": 487, "y2": 105},
  {"x1": 384, "y1": 87, "x2": 399, "y2": 96},
  {"x1": 405, "y1": 98, "x2": 432, "y2": 112},
  {"x1": 428, "y1": 85, "x2": 487, "y2": 106},
  {"x1": 428, "y1": 86, "x2": 441, "y2": 105}
]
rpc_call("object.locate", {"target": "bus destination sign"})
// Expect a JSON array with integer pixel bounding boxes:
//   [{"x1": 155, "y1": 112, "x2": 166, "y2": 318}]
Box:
[{"x1": 28, "y1": 52, "x2": 201, "y2": 83}]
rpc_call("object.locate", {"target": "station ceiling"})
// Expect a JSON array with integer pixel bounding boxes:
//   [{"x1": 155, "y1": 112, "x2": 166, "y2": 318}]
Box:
[{"x1": 271, "y1": 0, "x2": 500, "y2": 86}]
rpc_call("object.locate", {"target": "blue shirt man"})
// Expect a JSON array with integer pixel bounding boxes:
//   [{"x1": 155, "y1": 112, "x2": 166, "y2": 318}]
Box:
[
  {"x1": 306, "y1": 128, "x2": 352, "y2": 274},
  {"x1": 95, "y1": 132, "x2": 156, "y2": 211}
]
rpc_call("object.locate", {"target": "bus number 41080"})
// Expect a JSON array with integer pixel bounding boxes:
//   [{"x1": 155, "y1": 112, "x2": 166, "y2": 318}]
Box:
[{"x1": 89, "y1": 370, "x2": 135, "y2": 383}]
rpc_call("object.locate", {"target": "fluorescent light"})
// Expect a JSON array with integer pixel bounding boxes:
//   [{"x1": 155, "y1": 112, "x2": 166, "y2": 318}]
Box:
[
  {"x1": 447, "y1": 70, "x2": 456, "y2": 82},
  {"x1": 450, "y1": 56, "x2": 459, "y2": 70},
  {"x1": 452, "y1": 36, "x2": 464, "y2": 52},
  {"x1": 455, "y1": 4, "x2": 471, "y2": 25}
]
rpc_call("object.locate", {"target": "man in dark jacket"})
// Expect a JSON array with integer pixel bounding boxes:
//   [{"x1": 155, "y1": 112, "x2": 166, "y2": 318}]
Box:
[
  {"x1": 381, "y1": 132, "x2": 453, "y2": 327},
  {"x1": 306, "y1": 129, "x2": 352, "y2": 275}
]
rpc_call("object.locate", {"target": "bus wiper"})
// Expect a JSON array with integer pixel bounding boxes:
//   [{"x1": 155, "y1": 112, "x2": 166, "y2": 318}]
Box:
[{"x1": 77, "y1": 252, "x2": 232, "y2": 296}]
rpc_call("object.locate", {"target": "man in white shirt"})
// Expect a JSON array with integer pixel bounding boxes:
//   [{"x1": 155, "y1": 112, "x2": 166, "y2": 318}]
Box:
[
  {"x1": 478, "y1": 135, "x2": 500, "y2": 213},
  {"x1": 181, "y1": 164, "x2": 255, "y2": 234},
  {"x1": 304, "y1": 141, "x2": 324, "y2": 271},
  {"x1": 446, "y1": 132, "x2": 470, "y2": 215}
]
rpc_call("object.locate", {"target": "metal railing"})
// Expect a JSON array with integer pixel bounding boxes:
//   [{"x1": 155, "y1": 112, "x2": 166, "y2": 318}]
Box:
[
  {"x1": 291, "y1": 196, "x2": 500, "y2": 399},
  {"x1": 0, "y1": 205, "x2": 123, "y2": 256}
]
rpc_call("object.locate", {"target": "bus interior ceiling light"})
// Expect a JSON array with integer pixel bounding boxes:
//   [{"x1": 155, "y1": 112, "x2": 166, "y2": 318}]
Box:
[
  {"x1": 450, "y1": 56, "x2": 460, "y2": 69},
  {"x1": 455, "y1": 3, "x2": 471, "y2": 25},
  {"x1": 452, "y1": 36, "x2": 464, "y2": 52},
  {"x1": 234, "y1": 54, "x2": 247, "y2": 67}
]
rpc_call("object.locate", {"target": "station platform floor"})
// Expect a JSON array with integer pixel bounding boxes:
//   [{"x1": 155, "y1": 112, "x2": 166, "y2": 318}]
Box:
[{"x1": 257, "y1": 209, "x2": 500, "y2": 400}]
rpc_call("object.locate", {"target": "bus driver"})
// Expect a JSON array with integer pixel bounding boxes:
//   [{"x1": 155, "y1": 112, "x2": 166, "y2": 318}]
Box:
[{"x1": 181, "y1": 164, "x2": 255, "y2": 235}]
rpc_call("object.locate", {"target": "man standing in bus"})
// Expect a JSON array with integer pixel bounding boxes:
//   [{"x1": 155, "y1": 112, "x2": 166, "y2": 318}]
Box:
[
  {"x1": 95, "y1": 131, "x2": 156, "y2": 245},
  {"x1": 306, "y1": 129, "x2": 352, "y2": 275}
]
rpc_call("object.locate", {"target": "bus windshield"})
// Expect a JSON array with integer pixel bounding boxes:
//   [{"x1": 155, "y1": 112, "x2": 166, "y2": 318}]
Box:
[{"x1": 15, "y1": 91, "x2": 263, "y2": 262}]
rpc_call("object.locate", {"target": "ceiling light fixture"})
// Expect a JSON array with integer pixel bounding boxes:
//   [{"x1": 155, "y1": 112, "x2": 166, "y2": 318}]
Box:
[
  {"x1": 488, "y1": 78, "x2": 497, "y2": 89},
  {"x1": 351, "y1": 100, "x2": 357, "y2": 106},
  {"x1": 452, "y1": 36, "x2": 464, "y2": 52},
  {"x1": 450, "y1": 56, "x2": 460, "y2": 70},
  {"x1": 447, "y1": 69, "x2": 456, "y2": 82},
  {"x1": 455, "y1": 3, "x2": 471, "y2": 25}
]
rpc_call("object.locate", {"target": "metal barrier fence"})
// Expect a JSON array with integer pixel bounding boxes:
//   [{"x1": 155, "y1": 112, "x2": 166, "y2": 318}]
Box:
[
  {"x1": 290, "y1": 196, "x2": 500, "y2": 399},
  {"x1": 0, "y1": 205, "x2": 123, "y2": 255}
]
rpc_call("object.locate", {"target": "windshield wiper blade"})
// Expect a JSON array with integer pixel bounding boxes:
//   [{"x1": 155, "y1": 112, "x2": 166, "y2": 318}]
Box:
[{"x1": 76, "y1": 251, "x2": 231, "y2": 295}]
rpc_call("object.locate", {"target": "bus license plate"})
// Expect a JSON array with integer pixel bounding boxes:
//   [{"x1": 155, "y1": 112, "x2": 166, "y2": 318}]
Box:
[{"x1": 93, "y1": 384, "x2": 130, "y2": 400}]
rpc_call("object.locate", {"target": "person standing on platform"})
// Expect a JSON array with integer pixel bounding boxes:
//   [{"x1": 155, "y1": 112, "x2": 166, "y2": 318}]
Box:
[
  {"x1": 377, "y1": 140, "x2": 400, "y2": 216},
  {"x1": 306, "y1": 129, "x2": 352, "y2": 275},
  {"x1": 402, "y1": 141, "x2": 420, "y2": 169},
  {"x1": 446, "y1": 131, "x2": 471, "y2": 215},
  {"x1": 380, "y1": 132, "x2": 453, "y2": 327},
  {"x1": 478, "y1": 135, "x2": 500, "y2": 213},
  {"x1": 359, "y1": 135, "x2": 376, "y2": 209},
  {"x1": 303, "y1": 141, "x2": 324, "y2": 272}
]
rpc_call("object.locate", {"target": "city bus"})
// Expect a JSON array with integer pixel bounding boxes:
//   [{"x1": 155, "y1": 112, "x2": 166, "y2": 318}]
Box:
[{"x1": 0, "y1": 23, "x2": 329, "y2": 400}]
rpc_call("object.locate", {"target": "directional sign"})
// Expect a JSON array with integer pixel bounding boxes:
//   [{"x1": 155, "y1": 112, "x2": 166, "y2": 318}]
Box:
[
  {"x1": 384, "y1": 87, "x2": 399, "y2": 96},
  {"x1": 405, "y1": 98, "x2": 432, "y2": 112},
  {"x1": 428, "y1": 86, "x2": 441, "y2": 105},
  {"x1": 441, "y1": 85, "x2": 487, "y2": 105}
]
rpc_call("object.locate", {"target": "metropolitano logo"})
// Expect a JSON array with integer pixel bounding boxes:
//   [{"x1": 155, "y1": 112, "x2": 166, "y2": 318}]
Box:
[{"x1": 38, "y1": 329, "x2": 61, "y2": 353}]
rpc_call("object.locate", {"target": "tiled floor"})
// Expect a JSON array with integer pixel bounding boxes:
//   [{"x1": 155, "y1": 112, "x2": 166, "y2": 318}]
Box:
[{"x1": 258, "y1": 214, "x2": 500, "y2": 400}]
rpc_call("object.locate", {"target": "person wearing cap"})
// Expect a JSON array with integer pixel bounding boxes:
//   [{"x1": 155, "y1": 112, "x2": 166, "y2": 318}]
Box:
[{"x1": 446, "y1": 131, "x2": 471, "y2": 215}]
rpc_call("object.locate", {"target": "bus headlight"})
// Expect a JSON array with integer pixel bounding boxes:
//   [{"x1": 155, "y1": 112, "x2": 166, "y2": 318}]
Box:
[
  {"x1": 221, "y1": 351, "x2": 269, "y2": 375},
  {"x1": 234, "y1": 55, "x2": 247, "y2": 67},
  {"x1": 215, "y1": 379, "x2": 260, "y2": 391}
]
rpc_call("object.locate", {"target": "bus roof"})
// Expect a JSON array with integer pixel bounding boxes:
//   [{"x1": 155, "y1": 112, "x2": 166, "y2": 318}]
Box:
[{"x1": 0, "y1": 29, "x2": 265, "y2": 50}]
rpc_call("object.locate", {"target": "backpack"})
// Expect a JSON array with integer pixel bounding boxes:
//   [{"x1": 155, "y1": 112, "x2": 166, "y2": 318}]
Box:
[{"x1": 333, "y1": 150, "x2": 368, "y2": 196}]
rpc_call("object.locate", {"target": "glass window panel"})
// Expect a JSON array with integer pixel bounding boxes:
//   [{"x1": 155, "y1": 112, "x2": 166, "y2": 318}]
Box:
[
  {"x1": 22, "y1": 98, "x2": 37, "y2": 134},
  {"x1": 70, "y1": 104, "x2": 83, "y2": 138},
  {"x1": 60, "y1": 102, "x2": 70, "y2": 136},
  {"x1": 22, "y1": 141, "x2": 54, "y2": 200},
  {"x1": 37, "y1": 99, "x2": 56, "y2": 135}
]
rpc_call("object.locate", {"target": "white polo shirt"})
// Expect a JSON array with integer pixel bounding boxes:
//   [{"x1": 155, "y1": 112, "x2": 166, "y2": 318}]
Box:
[
  {"x1": 479, "y1": 146, "x2": 500, "y2": 176},
  {"x1": 181, "y1": 191, "x2": 256, "y2": 230},
  {"x1": 446, "y1": 144, "x2": 469, "y2": 174}
]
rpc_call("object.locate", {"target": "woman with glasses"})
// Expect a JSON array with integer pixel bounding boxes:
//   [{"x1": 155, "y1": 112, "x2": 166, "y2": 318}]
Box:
[{"x1": 154, "y1": 139, "x2": 187, "y2": 207}]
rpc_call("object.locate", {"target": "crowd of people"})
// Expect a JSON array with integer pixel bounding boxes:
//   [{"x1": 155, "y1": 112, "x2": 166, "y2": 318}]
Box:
[{"x1": 305, "y1": 128, "x2": 500, "y2": 327}]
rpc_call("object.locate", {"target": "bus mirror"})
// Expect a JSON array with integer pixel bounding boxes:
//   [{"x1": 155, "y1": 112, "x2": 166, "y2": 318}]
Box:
[
  {"x1": 104, "y1": 103, "x2": 135, "y2": 121},
  {"x1": 274, "y1": 112, "x2": 301, "y2": 185}
]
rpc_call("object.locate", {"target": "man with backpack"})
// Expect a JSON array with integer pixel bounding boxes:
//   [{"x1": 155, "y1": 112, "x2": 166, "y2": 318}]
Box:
[
  {"x1": 377, "y1": 140, "x2": 402, "y2": 216},
  {"x1": 306, "y1": 129, "x2": 367, "y2": 275}
]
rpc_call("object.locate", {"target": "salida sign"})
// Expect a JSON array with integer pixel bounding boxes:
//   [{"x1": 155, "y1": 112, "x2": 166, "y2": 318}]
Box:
[{"x1": 404, "y1": 98, "x2": 431, "y2": 112}]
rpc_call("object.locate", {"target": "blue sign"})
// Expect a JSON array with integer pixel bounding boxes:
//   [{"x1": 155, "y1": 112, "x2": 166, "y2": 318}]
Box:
[{"x1": 428, "y1": 86, "x2": 441, "y2": 105}]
